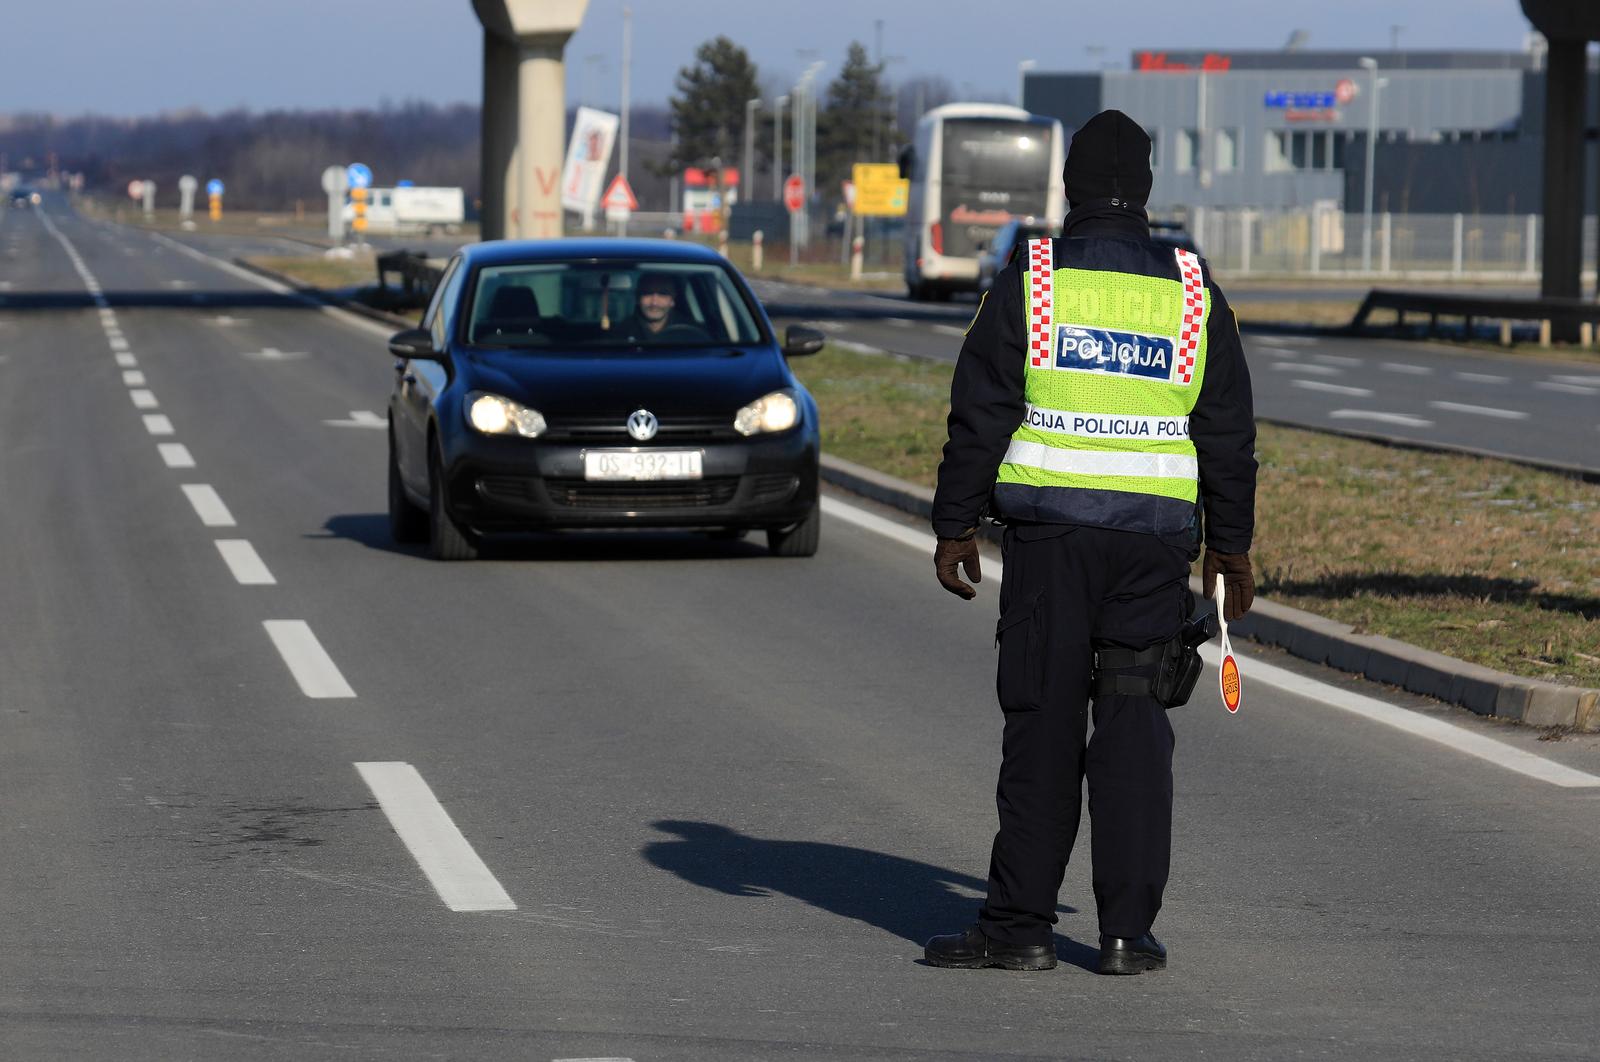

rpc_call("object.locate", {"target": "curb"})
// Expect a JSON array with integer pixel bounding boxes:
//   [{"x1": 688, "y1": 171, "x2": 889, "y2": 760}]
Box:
[{"x1": 818, "y1": 452, "x2": 1599, "y2": 732}]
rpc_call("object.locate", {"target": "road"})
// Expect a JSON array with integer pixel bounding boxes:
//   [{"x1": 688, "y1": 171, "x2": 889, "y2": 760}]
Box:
[
  {"x1": 3, "y1": 197, "x2": 1600, "y2": 1060},
  {"x1": 745, "y1": 279, "x2": 1600, "y2": 474}
]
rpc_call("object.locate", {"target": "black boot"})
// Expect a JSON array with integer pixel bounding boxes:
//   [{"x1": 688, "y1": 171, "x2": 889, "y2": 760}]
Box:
[
  {"x1": 1097, "y1": 933, "x2": 1166, "y2": 975},
  {"x1": 924, "y1": 925, "x2": 1056, "y2": 971}
]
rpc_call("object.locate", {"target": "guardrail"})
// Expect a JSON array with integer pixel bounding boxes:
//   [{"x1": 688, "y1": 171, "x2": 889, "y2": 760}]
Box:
[
  {"x1": 376, "y1": 250, "x2": 445, "y2": 308},
  {"x1": 1350, "y1": 288, "x2": 1600, "y2": 344}
]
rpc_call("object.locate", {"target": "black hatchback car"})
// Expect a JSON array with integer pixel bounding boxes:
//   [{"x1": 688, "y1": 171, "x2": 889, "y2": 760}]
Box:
[{"x1": 386, "y1": 239, "x2": 824, "y2": 560}]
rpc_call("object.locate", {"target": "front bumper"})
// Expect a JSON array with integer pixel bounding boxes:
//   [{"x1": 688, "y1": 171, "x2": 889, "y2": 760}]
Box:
[{"x1": 440, "y1": 430, "x2": 819, "y2": 532}]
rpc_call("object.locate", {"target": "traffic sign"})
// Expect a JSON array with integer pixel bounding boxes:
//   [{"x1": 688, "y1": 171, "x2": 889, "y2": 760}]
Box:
[
  {"x1": 321, "y1": 165, "x2": 348, "y2": 195},
  {"x1": 601, "y1": 174, "x2": 638, "y2": 213},
  {"x1": 851, "y1": 163, "x2": 909, "y2": 217},
  {"x1": 783, "y1": 175, "x2": 806, "y2": 213},
  {"x1": 206, "y1": 179, "x2": 224, "y2": 196},
  {"x1": 346, "y1": 163, "x2": 372, "y2": 190}
]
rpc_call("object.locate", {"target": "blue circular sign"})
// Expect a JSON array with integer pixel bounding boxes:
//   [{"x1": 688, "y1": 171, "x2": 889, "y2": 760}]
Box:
[
  {"x1": 346, "y1": 163, "x2": 372, "y2": 190},
  {"x1": 206, "y1": 179, "x2": 224, "y2": 196}
]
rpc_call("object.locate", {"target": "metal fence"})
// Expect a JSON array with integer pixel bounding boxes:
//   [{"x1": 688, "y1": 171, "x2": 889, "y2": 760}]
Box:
[{"x1": 1190, "y1": 209, "x2": 1599, "y2": 280}]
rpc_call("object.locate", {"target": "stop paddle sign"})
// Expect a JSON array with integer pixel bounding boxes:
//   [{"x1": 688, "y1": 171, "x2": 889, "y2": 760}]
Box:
[{"x1": 783, "y1": 175, "x2": 806, "y2": 213}]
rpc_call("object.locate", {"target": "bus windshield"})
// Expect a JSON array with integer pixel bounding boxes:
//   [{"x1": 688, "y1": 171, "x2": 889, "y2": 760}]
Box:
[{"x1": 940, "y1": 118, "x2": 1053, "y2": 260}]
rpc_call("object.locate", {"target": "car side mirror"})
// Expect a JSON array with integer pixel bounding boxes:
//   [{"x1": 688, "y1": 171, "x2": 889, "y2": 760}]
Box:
[
  {"x1": 782, "y1": 324, "x2": 825, "y2": 357},
  {"x1": 388, "y1": 327, "x2": 441, "y2": 360}
]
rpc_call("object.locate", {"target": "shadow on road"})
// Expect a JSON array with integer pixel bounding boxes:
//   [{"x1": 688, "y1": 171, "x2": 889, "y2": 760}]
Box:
[
  {"x1": 642, "y1": 820, "x2": 1096, "y2": 970},
  {"x1": 315, "y1": 514, "x2": 772, "y2": 562},
  {"x1": 1263, "y1": 570, "x2": 1600, "y2": 620}
]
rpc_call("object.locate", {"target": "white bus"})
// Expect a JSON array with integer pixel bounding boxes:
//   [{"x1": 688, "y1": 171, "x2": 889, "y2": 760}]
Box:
[{"x1": 899, "y1": 103, "x2": 1065, "y2": 301}]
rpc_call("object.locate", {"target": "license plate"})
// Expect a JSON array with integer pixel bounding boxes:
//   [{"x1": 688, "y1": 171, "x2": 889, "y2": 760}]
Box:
[{"x1": 583, "y1": 449, "x2": 704, "y2": 481}]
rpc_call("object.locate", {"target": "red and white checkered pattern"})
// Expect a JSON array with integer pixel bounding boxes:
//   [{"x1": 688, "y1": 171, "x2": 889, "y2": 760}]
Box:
[
  {"x1": 1027, "y1": 238, "x2": 1054, "y2": 368},
  {"x1": 1174, "y1": 248, "x2": 1204, "y2": 385}
]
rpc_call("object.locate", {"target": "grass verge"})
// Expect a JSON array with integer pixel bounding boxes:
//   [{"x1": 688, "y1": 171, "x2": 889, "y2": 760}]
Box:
[{"x1": 789, "y1": 344, "x2": 1600, "y2": 688}]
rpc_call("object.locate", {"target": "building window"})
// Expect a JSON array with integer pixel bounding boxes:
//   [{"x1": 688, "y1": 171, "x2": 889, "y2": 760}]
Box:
[
  {"x1": 1264, "y1": 130, "x2": 1291, "y2": 173},
  {"x1": 1215, "y1": 128, "x2": 1238, "y2": 173},
  {"x1": 1176, "y1": 129, "x2": 1199, "y2": 173},
  {"x1": 1332, "y1": 132, "x2": 1349, "y2": 170}
]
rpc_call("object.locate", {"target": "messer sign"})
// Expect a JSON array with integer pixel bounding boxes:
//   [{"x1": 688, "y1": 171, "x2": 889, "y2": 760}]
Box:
[{"x1": 1214, "y1": 574, "x2": 1242, "y2": 714}]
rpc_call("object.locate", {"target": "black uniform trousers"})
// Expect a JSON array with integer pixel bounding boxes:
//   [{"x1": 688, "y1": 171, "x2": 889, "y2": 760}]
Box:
[{"x1": 978, "y1": 522, "x2": 1193, "y2": 946}]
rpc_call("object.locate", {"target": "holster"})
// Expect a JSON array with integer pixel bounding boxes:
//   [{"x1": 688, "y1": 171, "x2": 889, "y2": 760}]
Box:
[{"x1": 1091, "y1": 612, "x2": 1221, "y2": 709}]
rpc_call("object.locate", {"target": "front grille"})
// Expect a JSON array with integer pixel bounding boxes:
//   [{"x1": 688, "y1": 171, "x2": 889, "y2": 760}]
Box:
[
  {"x1": 541, "y1": 413, "x2": 738, "y2": 442},
  {"x1": 501, "y1": 476, "x2": 741, "y2": 510}
]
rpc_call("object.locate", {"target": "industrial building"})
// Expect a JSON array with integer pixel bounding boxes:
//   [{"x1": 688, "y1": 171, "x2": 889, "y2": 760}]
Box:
[{"x1": 1022, "y1": 45, "x2": 1597, "y2": 217}]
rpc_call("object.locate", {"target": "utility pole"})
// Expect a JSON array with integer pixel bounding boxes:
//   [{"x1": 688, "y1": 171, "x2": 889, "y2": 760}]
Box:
[
  {"x1": 619, "y1": 6, "x2": 632, "y2": 192},
  {"x1": 773, "y1": 95, "x2": 787, "y2": 200},
  {"x1": 1359, "y1": 56, "x2": 1380, "y2": 272},
  {"x1": 743, "y1": 98, "x2": 760, "y2": 209}
]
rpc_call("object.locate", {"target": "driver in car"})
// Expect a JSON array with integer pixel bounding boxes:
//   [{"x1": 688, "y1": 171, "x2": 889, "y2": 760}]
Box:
[{"x1": 619, "y1": 272, "x2": 708, "y2": 343}]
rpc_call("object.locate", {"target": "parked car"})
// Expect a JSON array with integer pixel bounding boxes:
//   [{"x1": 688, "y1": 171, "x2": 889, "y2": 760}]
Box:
[
  {"x1": 385, "y1": 238, "x2": 824, "y2": 560},
  {"x1": 976, "y1": 216, "x2": 1055, "y2": 292}
]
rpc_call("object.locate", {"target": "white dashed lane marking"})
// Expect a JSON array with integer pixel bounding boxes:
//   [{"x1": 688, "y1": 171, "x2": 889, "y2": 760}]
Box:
[
  {"x1": 129, "y1": 389, "x2": 159, "y2": 410},
  {"x1": 180, "y1": 484, "x2": 236, "y2": 527},
  {"x1": 1271, "y1": 363, "x2": 1342, "y2": 376},
  {"x1": 1381, "y1": 362, "x2": 1433, "y2": 375},
  {"x1": 1292, "y1": 380, "x2": 1373, "y2": 397},
  {"x1": 1428, "y1": 401, "x2": 1529, "y2": 420},
  {"x1": 264, "y1": 621, "x2": 356, "y2": 699},
  {"x1": 157, "y1": 443, "x2": 195, "y2": 469},
  {"x1": 215, "y1": 540, "x2": 276, "y2": 585},
  {"x1": 1536, "y1": 381, "x2": 1598, "y2": 396},
  {"x1": 1454, "y1": 371, "x2": 1510, "y2": 385},
  {"x1": 355, "y1": 762, "x2": 516, "y2": 911},
  {"x1": 324, "y1": 410, "x2": 386, "y2": 429},
  {"x1": 122, "y1": 370, "x2": 146, "y2": 386},
  {"x1": 142, "y1": 414, "x2": 175, "y2": 436},
  {"x1": 1328, "y1": 409, "x2": 1434, "y2": 428},
  {"x1": 115, "y1": 353, "x2": 137, "y2": 368}
]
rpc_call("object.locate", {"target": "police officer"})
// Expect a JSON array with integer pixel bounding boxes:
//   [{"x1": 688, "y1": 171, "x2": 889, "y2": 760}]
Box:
[{"x1": 924, "y1": 110, "x2": 1257, "y2": 975}]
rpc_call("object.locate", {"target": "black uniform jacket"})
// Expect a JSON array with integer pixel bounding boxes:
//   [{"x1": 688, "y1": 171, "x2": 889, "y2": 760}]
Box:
[{"x1": 930, "y1": 200, "x2": 1257, "y2": 554}]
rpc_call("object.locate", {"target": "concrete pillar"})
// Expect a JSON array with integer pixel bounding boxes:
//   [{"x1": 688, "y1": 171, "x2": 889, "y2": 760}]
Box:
[
  {"x1": 480, "y1": 29, "x2": 521, "y2": 241},
  {"x1": 473, "y1": 0, "x2": 589, "y2": 241},
  {"x1": 1540, "y1": 38, "x2": 1585, "y2": 317}
]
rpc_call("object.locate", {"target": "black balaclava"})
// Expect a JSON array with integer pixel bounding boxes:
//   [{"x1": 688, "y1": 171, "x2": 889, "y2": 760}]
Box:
[{"x1": 1063, "y1": 109, "x2": 1154, "y2": 210}]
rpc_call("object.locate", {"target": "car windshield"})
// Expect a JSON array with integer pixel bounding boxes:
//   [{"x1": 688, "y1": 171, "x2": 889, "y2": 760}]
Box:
[{"x1": 465, "y1": 260, "x2": 763, "y2": 351}]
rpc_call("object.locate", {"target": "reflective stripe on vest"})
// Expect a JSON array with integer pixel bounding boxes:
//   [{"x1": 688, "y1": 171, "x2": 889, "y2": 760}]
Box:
[{"x1": 995, "y1": 238, "x2": 1209, "y2": 536}]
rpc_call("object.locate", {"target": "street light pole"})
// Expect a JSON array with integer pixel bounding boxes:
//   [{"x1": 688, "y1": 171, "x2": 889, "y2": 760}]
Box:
[
  {"x1": 619, "y1": 6, "x2": 632, "y2": 191},
  {"x1": 743, "y1": 98, "x2": 760, "y2": 208},
  {"x1": 773, "y1": 95, "x2": 787, "y2": 200},
  {"x1": 1359, "y1": 56, "x2": 1379, "y2": 272}
]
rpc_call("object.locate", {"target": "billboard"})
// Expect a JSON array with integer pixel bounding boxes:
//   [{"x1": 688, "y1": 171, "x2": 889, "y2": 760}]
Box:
[{"x1": 561, "y1": 107, "x2": 620, "y2": 216}]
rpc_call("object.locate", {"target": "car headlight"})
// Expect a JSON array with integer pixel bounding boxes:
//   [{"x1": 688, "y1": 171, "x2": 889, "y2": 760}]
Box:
[
  {"x1": 466, "y1": 392, "x2": 546, "y2": 437},
  {"x1": 734, "y1": 389, "x2": 800, "y2": 436}
]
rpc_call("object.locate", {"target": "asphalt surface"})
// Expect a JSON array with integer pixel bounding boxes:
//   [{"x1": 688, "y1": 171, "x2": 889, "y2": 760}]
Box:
[
  {"x1": 744, "y1": 278, "x2": 1600, "y2": 474},
  {"x1": 3, "y1": 196, "x2": 1600, "y2": 1060}
]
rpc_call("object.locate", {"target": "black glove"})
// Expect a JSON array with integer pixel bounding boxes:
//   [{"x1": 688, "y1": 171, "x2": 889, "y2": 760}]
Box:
[
  {"x1": 1203, "y1": 549, "x2": 1254, "y2": 623},
  {"x1": 934, "y1": 535, "x2": 982, "y2": 600}
]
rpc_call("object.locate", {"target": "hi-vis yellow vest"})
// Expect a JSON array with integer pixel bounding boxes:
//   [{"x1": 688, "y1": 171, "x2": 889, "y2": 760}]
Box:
[{"x1": 993, "y1": 237, "x2": 1210, "y2": 536}]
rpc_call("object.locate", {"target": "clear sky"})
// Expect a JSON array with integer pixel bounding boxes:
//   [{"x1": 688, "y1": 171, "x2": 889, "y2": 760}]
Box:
[{"x1": 0, "y1": 0, "x2": 1539, "y2": 117}]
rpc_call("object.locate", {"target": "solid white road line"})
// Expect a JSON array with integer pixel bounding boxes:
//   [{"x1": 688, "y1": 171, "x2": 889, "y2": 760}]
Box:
[
  {"x1": 820, "y1": 493, "x2": 1600, "y2": 789},
  {"x1": 122, "y1": 370, "x2": 146, "y2": 386},
  {"x1": 157, "y1": 442, "x2": 195, "y2": 468},
  {"x1": 264, "y1": 620, "x2": 356, "y2": 699},
  {"x1": 1381, "y1": 362, "x2": 1433, "y2": 375},
  {"x1": 180, "y1": 483, "x2": 236, "y2": 527},
  {"x1": 1428, "y1": 400, "x2": 1529, "y2": 420},
  {"x1": 1194, "y1": 643, "x2": 1600, "y2": 788},
  {"x1": 1291, "y1": 379, "x2": 1373, "y2": 397},
  {"x1": 1328, "y1": 409, "x2": 1434, "y2": 428},
  {"x1": 129, "y1": 388, "x2": 159, "y2": 409},
  {"x1": 214, "y1": 539, "x2": 276, "y2": 585},
  {"x1": 1454, "y1": 371, "x2": 1511, "y2": 384},
  {"x1": 115, "y1": 352, "x2": 137, "y2": 368},
  {"x1": 1271, "y1": 362, "x2": 1342, "y2": 376},
  {"x1": 354, "y1": 762, "x2": 516, "y2": 911},
  {"x1": 142, "y1": 414, "x2": 174, "y2": 435}
]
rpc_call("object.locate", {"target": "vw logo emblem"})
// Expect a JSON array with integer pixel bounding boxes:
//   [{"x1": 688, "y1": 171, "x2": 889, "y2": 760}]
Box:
[{"x1": 626, "y1": 409, "x2": 658, "y2": 441}]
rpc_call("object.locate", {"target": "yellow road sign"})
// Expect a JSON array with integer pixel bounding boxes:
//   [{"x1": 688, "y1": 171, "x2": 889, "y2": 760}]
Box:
[{"x1": 852, "y1": 162, "x2": 908, "y2": 217}]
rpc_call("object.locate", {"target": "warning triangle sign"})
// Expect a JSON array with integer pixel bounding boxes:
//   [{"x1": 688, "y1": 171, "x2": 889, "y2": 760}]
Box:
[{"x1": 602, "y1": 174, "x2": 638, "y2": 212}]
